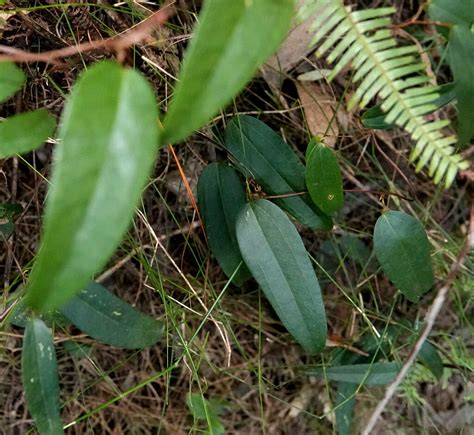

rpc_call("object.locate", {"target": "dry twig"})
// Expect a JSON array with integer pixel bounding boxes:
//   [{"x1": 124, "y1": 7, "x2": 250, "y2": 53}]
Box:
[{"x1": 0, "y1": 1, "x2": 175, "y2": 64}]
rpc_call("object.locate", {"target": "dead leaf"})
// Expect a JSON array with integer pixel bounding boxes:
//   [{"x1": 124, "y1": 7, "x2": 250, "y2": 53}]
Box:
[
  {"x1": 296, "y1": 82, "x2": 339, "y2": 147},
  {"x1": 261, "y1": 0, "x2": 320, "y2": 89}
]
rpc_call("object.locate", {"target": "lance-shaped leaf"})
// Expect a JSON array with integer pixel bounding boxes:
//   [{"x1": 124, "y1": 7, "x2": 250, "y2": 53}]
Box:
[
  {"x1": 22, "y1": 319, "x2": 64, "y2": 434},
  {"x1": 306, "y1": 362, "x2": 400, "y2": 385},
  {"x1": 225, "y1": 116, "x2": 332, "y2": 231},
  {"x1": 162, "y1": 0, "x2": 294, "y2": 144},
  {"x1": 335, "y1": 382, "x2": 357, "y2": 435},
  {"x1": 449, "y1": 26, "x2": 474, "y2": 144},
  {"x1": 0, "y1": 109, "x2": 56, "y2": 158},
  {"x1": 306, "y1": 141, "x2": 344, "y2": 215},
  {"x1": 197, "y1": 163, "x2": 251, "y2": 285},
  {"x1": 0, "y1": 61, "x2": 26, "y2": 103},
  {"x1": 374, "y1": 211, "x2": 434, "y2": 302},
  {"x1": 236, "y1": 199, "x2": 327, "y2": 353},
  {"x1": 25, "y1": 61, "x2": 160, "y2": 311},
  {"x1": 60, "y1": 282, "x2": 163, "y2": 349}
]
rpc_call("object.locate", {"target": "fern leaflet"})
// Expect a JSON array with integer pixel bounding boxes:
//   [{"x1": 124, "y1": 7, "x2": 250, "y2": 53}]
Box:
[{"x1": 300, "y1": 0, "x2": 469, "y2": 187}]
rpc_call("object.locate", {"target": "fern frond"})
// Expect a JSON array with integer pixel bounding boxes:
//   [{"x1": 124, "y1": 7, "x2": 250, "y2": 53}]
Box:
[{"x1": 300, "y1": 0, "x2": 469, "y2": 187}]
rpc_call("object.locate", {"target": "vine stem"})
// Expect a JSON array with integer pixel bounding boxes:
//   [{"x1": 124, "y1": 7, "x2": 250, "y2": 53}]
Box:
[
  {"x1": 0, "y1": 0, "x2": 175, "y2": 64},
  {"x1": 362, "y1": 204, "x2": 474, "y2": 435}
]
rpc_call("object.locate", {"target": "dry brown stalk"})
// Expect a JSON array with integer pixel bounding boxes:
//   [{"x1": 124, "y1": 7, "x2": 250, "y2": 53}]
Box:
[{"x1": 0, "y1": 1, "x2": 175, "y2": 64}]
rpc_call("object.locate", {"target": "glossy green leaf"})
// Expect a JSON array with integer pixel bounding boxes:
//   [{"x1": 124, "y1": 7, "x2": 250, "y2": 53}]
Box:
[
  {"x1": 162, "y1": 0, "x2": 294, "y2": 144},
  {"x1": 0, "y1": 62, "x2": 26, "y2": 103},
  {"x1": 197, "y1": 163, "x2": 251, "y2": 285},
  {"x1": 449, "y1": 26, "x2": 474, "y2": 144},
  {"x1": 0, "y1": 109, "x2": 56, "y2": 158},
  {"x1": 429, "y1": 0, "x2": 474, "y2": 27},
  {"x1": 225, "y1": 116, "x2": 332, "y2": 231},
  {"x1": 362, "y1": 83, "x2": 456, "y2": 130},
  {"x1": 21, "y1": 319, "x2": 64, "y2": 434},
  {"x1": 236, "y1": 199, "x2": 327, "y2": 353},
  {"x1": 59, "y1": 282, "x2": 163, "y2": 349},
  {"x1": 307, "y1": 362, "x2": 400, "y2": 385},
  {"x1": 306, "y1": 141, "x2": 344, "y2": 215},
  {"x1": 25, "y1": 61, "x2": 160, "y2": 311},
  {"x1": 418, "y1": 340, "x2": 444, "y2": 380},
  {"x1": 305, "y1": 136, "x2": 319, "y2": 161},
  {"x1": 374, "y1": 211, "x2": 434, "y2": 302}
]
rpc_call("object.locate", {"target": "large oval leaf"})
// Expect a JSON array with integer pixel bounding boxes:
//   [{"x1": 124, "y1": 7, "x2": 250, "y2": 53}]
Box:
[
  {"x1": 197, "y1": 163, "x2": 251, "y2": 285},
  {"x1": 25, "y1": 61, "x2": 160, "y2": 311},
  {"x1": 236, "y1": 199, "x2": 327, "y2": 353},
  {"x1": 22, "y1": 319, "x2": 63, "y2": 434},
  {"x1": 0, "y1": 62, "x2": 26, "y2": 103},
  {"x1": 0, "y1": 109, "x2": 56, "y2": 158},
  {"x1": 225, "y1": 116, "x2": 332, "y2": 231},
  {"x1": 374, "y1": 211, "x2": 434, "y2": 302},
  {"x1": 59, "y1": 282, "x2": 163, "y2": 349},
  {"x1": 162, "y1": 0, "x2": 294, "y2": 144},
  {"x1": 306, "y1": 362, "x2": 401, "y2": 385},
  {"x1": 305, "y1": 140, "x2": 344, "y2": 215}
]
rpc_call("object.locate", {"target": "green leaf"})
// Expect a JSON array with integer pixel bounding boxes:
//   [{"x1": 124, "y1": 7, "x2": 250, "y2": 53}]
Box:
[
  {"x1": 162, "y1": 0, "x2": 294, "y2": 144},
  {"x1": 418, "y1": 340, "x2": 444, "y2": 380},
  {"x1": 197, "y1": 163, "x2": 251, "y2": 285},
  {"x1": 236, "y1": 199, "x2": 327, "y2": 353},
  {"x1": 0, "y1": 202, "x2": 22, "y2": 240},
  {"x1": 306, "y1": 362, "x2": 400, "y2": 385},
  {"x1": 21, "y1": 319, "x2": 64, "y2": 434},
  {"x1": 187, "y1": 393, "x2": 225, "y2": 435},
  {"x1": 362, "y1": 83, "x2": 456, "y2": 130},
  {"x1": 449, "y1": 26, "x2": 474, "y2": 144},
  {"x1": 429, "y1": 0, "x2": 474, "y2": 27},
  {"x1": 305, "y1": 141, "x2": 344, "y2": 215},
  {"x1": 0, "y1": 62, "x2": 26, "y2": 103},
  {"x1": 335, "y1": 382, "x2": 357, "y2": 435},
  {"x1": 225, "y1": 116, "x2": 332, "y2": 231},
  {"x1": 59, "y1": 282, "x2": 163, "y2": 349},
  {"x1": 25, "y1": 61, "x2": 160, "y2": 311},
  {"x1": 0, "y1": 109, "x2": 56, "y2": 158},
  {"x1": 374, "y1": 211, "x2": 434, "y2": 302},
  {"x1": 9, "y1": 299, "x2": 70, "y2": 329}
]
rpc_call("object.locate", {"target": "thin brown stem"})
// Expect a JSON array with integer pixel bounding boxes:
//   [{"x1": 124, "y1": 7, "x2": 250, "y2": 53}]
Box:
[{"x1": 0, "y1": 1, "x2": 175, "y2": 64}]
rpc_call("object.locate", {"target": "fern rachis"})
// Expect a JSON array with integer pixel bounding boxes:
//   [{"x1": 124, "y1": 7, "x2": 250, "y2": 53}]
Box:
[{"x1": 300, "y1": 0, "x2": 469, "y2": 187}]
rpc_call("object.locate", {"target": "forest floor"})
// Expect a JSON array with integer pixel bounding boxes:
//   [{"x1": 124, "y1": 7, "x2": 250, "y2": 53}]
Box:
[{"x1": 0, "y1": 0, "x2": 473, "y2": 434}]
